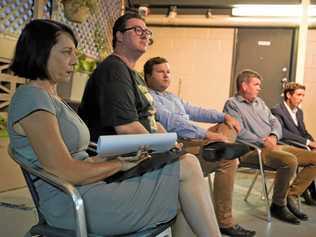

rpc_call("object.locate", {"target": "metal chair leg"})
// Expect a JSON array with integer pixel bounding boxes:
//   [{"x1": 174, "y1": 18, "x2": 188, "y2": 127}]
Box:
[
  {"x1": 244, "y1": 171, "x2": 259, "y2": 202},
  {"x1": 262, "y1": 179, "x2": 274, "y2": 201},
  {"x1": 208, "y1": 173, "x2": 214, "y2": 202},
  {"x1": 297, "y1": 196, "x2": 301, "y2": 211},
  {"x1": 257, "y1": 151, "x2": 271, "y2": 222}
]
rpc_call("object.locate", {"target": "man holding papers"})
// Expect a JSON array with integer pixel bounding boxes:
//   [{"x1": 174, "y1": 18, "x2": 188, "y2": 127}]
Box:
[{"x1": 79, "y1": 13, "x2": 223, "y2": 237}]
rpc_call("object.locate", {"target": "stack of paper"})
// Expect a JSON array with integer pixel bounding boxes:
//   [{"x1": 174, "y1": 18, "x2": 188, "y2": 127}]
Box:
[{"x1": 97, "y1": 133, "x2": 177, "y2": 157}]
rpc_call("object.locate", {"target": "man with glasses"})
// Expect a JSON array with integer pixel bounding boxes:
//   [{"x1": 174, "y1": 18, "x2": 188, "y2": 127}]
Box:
[
  {"x1": 78, "y1": 13, "x2": 223, "y2": 237},
  {"x1": 78, "y1": 13, "x2": 158, "y2": 141}
]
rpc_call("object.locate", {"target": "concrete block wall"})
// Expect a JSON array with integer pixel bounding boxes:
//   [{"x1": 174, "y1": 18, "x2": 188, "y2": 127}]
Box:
[
  {"x1": 303, "y1": 30, "x2": 316, "y2": 137},
  {"x1": 136, "y1": 27, "x2": 235, "y2": 115}
]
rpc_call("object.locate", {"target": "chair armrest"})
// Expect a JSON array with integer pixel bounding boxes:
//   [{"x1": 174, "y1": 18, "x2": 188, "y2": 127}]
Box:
[
  {"x1": 9, "y1": 149, "x2": 88, "y2": 237},
  {"x1": 236, "y1": 139, "x2": 264, "y2": 168},
  {"x1": 236, "y1": 139, "x2": 262, "y2": 153},
  {"x1": 178, "y1": 138, "x2": 208, "y2": 156},
  {"x1": 281, "y1": 139, "x2": 311, "y2": 151}
]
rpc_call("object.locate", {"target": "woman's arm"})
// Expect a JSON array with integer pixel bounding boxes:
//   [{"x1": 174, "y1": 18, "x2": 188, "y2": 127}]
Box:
[{"x1": 18, "y1": 110, "x2": 123, "y2": 185}]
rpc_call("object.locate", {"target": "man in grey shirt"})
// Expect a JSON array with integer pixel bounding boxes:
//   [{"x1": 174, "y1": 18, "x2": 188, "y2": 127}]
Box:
[{"x1": 224, "y1": 69, "x2": 316, "y2": 225}]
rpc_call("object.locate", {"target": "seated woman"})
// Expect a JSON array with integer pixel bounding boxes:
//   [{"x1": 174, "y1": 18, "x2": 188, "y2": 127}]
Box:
[{"x1": 7, "y1": 19, "x2": 220, "y2": 237}]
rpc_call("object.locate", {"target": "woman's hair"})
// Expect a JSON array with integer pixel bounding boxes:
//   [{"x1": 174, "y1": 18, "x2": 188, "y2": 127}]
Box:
[
  {"x1": 143, "y1": 57, "x2": 168, "y2": 82},
  {"x1": 283, "y1": 82, "x2": 306, "y2": 101},
  {"x1": 112, "y1": 12, "x2": 144, "y2": 49},
  {"x1": 10, "y1": 19, "x2": 77, "y2": 80}
]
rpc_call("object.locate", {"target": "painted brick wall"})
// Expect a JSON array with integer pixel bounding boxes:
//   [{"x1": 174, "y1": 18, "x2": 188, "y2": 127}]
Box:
[
  {"x1": 303, "y1": 30, "x2": 316, "y2": 136},
  {"x1": 136, "y1": 27, "x2": 235, "y2": 115}
]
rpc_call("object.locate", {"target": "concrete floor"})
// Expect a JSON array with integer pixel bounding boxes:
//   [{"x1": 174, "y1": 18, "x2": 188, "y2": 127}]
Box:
[{"x1": 0, "y1": 170, "x2": 316, "y2": 237}]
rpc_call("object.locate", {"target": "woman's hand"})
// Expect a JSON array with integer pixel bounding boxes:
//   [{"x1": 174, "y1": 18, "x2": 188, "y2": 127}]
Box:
[
  {"x1": 117, "y1": 147, "x2": 151, "y2": 171},
  {"x1": 175, "y1": 142, "x2": 183, "y2": 151}
]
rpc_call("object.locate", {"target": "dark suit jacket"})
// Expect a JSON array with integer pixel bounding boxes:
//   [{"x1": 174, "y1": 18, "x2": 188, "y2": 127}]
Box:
[{"x1": 271, "y1": 102, "x2": 314, "y2": 145}]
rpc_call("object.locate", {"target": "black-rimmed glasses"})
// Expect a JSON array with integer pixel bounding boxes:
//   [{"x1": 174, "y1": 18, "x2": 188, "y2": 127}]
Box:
[{"x1": 121, "y1": 26, "x2": 153, "y2": 38}]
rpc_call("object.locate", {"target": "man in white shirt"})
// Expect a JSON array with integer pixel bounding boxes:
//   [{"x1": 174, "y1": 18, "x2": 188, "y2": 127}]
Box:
[{"x1": 271, "y1": 82, "x2": 316, "y2": 205}]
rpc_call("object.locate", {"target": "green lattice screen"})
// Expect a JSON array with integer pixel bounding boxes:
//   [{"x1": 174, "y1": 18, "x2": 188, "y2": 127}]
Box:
[
  {"x1": 0, "y1": 0, "x2": 52, "y2": 35},
  {"x1": 0, "y1": 0, "x2": 122, "y2": 59},
  {"x1": 53, "y1": 0, "x2": 121, "y2": 59}
]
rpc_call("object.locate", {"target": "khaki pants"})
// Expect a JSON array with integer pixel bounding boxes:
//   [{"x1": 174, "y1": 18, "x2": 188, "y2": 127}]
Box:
[
  {"x1": 240, "y1": 145, "x2": 316, "y2": 206},
  {"x1": 181, "y1": 123, "x2": 238, "y2": 228}
]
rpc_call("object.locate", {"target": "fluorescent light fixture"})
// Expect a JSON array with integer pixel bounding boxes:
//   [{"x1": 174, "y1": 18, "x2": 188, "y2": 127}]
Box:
[{"x1": 232, "y1": 4, "x2": 316, "y2": 17}]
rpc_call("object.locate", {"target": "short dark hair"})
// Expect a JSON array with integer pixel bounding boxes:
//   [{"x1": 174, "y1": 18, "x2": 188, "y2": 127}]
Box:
[
  {"x1": 236, "y1": 69, "x2": 262, "y2": 92},
  {"x1": 283, "y1": 82, "x2": 306, "y2": 101},
  {"x1": 143, "y1": 57, "x2": 168, "y2": 82},
  {"x1": 10, "y1": 19, "x2": 77, "y2": 80},
  {"x1": 112, "y1": 13, "x2": 144, "y2": 49}
]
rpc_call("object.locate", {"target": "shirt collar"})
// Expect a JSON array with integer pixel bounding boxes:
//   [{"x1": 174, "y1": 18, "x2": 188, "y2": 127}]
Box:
[
  {"x1": 149, "y1": 89, "x2": 169, "y2": 96},
  {"x1": 284, "y1": 101, "x2": 298, "y2": 114},
  {"x1": 236, "y1": 94, "x2": 259, "y2": 104}
]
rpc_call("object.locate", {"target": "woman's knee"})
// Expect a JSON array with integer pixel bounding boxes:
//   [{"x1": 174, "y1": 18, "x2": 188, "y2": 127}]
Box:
[{"x1": 179, "y1": 153, "x2": 203, "y2": 179}]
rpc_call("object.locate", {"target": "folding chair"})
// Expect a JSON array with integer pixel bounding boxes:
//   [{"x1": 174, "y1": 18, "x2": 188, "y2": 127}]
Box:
[
  {"x1": 237, "y1": 140, "x2": 273, "y2": 222},
  {"x1": 8, "y1": 147, "x2": 175, "y2": 237}
]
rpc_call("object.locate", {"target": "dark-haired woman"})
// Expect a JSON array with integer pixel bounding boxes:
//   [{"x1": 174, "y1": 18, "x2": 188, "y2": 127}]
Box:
[{"x1": 8, "y1": 19, "x2": 220, "y2": 236}]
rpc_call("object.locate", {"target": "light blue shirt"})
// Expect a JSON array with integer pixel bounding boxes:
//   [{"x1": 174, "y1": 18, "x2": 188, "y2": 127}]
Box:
[
  {"x1": 223, "y1": 95, "x2": 282, "y2": 146},
  {"x1": 149, "y1": 89, "x2": 225, "y2": 139}
]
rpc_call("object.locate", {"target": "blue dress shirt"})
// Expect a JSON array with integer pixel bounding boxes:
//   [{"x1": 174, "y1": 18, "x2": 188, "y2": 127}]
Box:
[{"x1": 149, "y1": 89, "x2": 225, "y2": 139}]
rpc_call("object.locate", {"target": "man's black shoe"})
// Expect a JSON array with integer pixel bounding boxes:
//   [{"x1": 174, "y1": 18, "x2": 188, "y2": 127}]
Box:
[
  {"x1": 270, "y1": 203, "x2": 300, "y2": 224},
  {"x1": 308, "y1": 181, "x2": 316, "y2": 199},
  {"x1": 220, "y1": 224, "x2": 256, "y2": 237},
  {"x1": 302, "y1": 190, "x2": 316, "y2": 206},
  {"x1": 287, "y1": 196, "x2": 309, "y2": 220},
  {"x1": 202, "y1": 142, "x2": 250, "y2": 162}
]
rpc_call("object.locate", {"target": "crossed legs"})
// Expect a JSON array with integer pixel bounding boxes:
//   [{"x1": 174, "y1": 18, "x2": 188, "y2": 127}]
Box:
[{"x1": 175, "y1": 153, "x2": 221, "y2": 237}]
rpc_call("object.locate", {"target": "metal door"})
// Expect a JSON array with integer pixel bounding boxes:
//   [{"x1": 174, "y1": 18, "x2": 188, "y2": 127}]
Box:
[{"x1": 232, "y1": 28, "x2": 295, "y2": 108}]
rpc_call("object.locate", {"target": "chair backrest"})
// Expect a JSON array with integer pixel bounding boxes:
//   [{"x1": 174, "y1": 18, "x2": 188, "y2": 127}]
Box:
[{"x1": 20, "y1": 166, "x2": 46, "y2": 224}]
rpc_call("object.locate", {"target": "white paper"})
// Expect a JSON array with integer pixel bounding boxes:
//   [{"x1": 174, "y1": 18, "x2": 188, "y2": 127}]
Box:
[{"x1": 97, "y1": 133, "x2": 177, "y2": 157}]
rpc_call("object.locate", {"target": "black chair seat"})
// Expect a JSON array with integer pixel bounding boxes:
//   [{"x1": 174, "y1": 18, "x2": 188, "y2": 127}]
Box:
[{"x1": 30, "y1": 223, "x2": 75, "y2": 237}]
